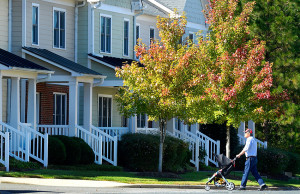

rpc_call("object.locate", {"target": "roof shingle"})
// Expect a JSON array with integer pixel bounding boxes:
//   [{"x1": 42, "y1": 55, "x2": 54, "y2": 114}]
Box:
[{"x1": 88, "y1": 54, "x2": 143, "y2": 68}]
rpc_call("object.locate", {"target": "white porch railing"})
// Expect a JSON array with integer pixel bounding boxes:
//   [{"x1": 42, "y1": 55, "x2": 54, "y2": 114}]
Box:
[
  {"x1": 75, "y1": 125, "x2": 102, "y2": 165},
  {"x1": 238, "y1": 134, "x2": 267, "y2": 148},
  {"x1": 37, "y1": 125, "x2": 69, "y2": 136},
  {"x1": 91, "y1": 125, "x2": 118, "y2": 166},
  {"x1": 0, "y1": 121, "x2": 27, "y2": 162},
  {"x1": 0, "y1": 131, "x2": 9, "y2": 171},
  {"x1": 19, "y1": 123, "x2": 48, "y2": 167},
  {"x1": 97, "y1": 127, "x2": 130, "y2": 141}
]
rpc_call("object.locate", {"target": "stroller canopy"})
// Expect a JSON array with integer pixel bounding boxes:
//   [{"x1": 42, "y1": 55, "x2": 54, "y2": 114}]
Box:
[{"x1": 216, "y1": 154, "x2": 232, "y2": 168}]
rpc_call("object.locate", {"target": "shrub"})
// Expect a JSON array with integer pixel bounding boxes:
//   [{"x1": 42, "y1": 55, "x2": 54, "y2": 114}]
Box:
[
  {"x1": 118, "y1": 133, "x2": 191, "y2": 172},
  {"x1": 48, "y1": 136, "x2": 66, "y2": 165},
  {"x1": 283, "y1": 151, "x2": 300, "y2": 175},
  {"x1": 54, "y1": 136, "x2": 81, "y2": 165},
  {"x1": 71, "y1": 137, "x2": 95, "y2": 164}
]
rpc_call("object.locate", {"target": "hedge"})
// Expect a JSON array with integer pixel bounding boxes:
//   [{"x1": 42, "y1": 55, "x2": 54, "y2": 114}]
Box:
[
  {"x1": 118, "y1": 133, "x2": 192, "y2": 172},
  {"x1": 48, "y1": 136, "x2": 66, "y2": 165}
]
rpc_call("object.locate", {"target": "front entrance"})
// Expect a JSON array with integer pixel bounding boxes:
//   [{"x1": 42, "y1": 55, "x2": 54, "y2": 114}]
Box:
[
  {"x1": 53, "y1": 93, "x2": 67, "y2": 125},
  {"x1": 98, "y1": 95, "x2": 112, "y2": 127}
]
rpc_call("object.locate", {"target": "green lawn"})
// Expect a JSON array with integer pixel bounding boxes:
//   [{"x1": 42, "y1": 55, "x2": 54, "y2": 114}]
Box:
[{"x1": 0, "y1": 169, "x2": 299, "y2": 187}]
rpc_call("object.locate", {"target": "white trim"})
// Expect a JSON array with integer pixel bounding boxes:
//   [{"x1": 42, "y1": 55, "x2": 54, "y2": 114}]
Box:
[
  {"x1": 100, "y1": 13, "x2": 112, "y2": 54},
  {"x1": 146, "y1": 0, "x2": 173, "y2": 14},
  {"x1": 97, "y1": 94, "x2": 113, "y2": 127},
  {"x1": 22, "y1": 0, "x2": 26, "y2": 47},
  {"x1": 41, "y1": 0, "x2": 75, "y2": 7},
  {"x1": 53, "y1": 7, "x2": 67, "y2": 50},
  {"x1": 32, "y1": 3, "x2": 40, "y2": 46},
  {"x1": 123, "y1": 18, "x2": 130, "y2": 57},
  {"x1": 101, "y1": 80, "x2": 123, "y2": 87},
  {"x1": 97, "y1": 3, "x2": 134, "y2": 16},
  {"x1": 186, "y1": 22, "x2": 207, "y2": 31},
  {"x1": 137, "y1": 15, "x2": 157, "y2": 22},
  {"x1": 88, "y1": 55, "x2": 116, "y2": 70}
]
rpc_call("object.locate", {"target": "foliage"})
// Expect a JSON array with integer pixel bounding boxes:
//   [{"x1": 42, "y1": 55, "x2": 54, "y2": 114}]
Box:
[
  {"x1": 75, "y1": 138, "x2": 95, "y2": 165},
  {"x1": 48, "y1": 164, "x2": 123, "y2": 171},
  {"x1": 10, "y1": 157, "x2": 41, "y2": 171},
  {"x1": 237, "y1": 0, "x2": 300, "y2": 154},
  {"x1": 118, "y1": 133, "x2": 191, "y2": 172},
  {"x1": 54, "y1": 136, "x2": 81, "y2": 165},
  {"x1": 48, "y1": 136, "x2": 66, "y2": 165}
]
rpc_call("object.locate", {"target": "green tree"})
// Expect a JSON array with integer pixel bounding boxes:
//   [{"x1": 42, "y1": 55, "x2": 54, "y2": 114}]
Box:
[
  {"x1": 179, "y1": 0, "x2": 287, "y2": 157},
  {"x1": 238, "y1": 0, "x2": 300, "y2": 153},
  {"x1": 115, "y1": 13, "x2": 189, "y2": 172}
]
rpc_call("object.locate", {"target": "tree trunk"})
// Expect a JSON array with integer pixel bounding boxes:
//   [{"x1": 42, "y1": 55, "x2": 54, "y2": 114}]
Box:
[
  {"x1": 226, "y1": 125, "x2": 230, "y2": 158},
  {"x1": 158, "y1": 119, "x2": 167, "y2": 172}
]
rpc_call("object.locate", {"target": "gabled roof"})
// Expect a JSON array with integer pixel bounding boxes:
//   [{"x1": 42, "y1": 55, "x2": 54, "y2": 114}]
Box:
[
  {"x1": 142, "y1": 1, "x2": 169, "y2": 17},
  {"x1": 155, "y1": 0, "x2": 187, "y2": 14},
  {"x1": 88, "y1": 54, "x2": 143, "y2": 69},
  {"x1": 23, "y1": 47, "x2": 102, "y2": 76},
  {"x1": 0, "y1": 48, "x2": 50, "y2": 71}
]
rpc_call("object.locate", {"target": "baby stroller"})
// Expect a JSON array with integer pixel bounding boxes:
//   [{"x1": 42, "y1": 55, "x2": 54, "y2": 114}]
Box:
[{"x1": 205, "y1": 154, "x2": 236, "y2": 191}]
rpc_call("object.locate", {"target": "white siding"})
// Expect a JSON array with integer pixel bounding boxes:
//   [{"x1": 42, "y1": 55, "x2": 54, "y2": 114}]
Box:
[{"x1": 0, "y1": 0, "x2": 8, "y2": 50}]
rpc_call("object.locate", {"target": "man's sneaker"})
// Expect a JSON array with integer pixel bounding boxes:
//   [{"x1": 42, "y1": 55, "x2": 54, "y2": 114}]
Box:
[
  {"x1": 238, "y1": 187, "x2": 246, "y2": 190},
  {"x1": 258, "y1": 184, "x2": 268, "y2": 191}
]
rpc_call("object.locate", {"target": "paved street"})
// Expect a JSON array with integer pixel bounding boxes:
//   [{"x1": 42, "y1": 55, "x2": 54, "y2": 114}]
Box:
[{"x1": 0, "y1": 183, "x2": 299, "y2": 194}]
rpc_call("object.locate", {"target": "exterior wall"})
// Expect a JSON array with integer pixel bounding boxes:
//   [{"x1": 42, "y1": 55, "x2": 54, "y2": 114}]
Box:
[
  {"x1": 0, "y1": 0, "x2": 9, "y2": 50},
  {"x1": 37, "y1": 82, "x2": 69, "y2": 125},
  {"x1": 92, "y1": 87, "x2": 122, "y2": 127},
  {"x1": 136, "y1": 15, "x2": 160, "y2": 47},
  {"x1": 183, "y1": 0, "x2": 206, "y2": 25},
  {"x1": 12, "y1": 0, "x2": 23, "y2": 56},
  {"x1": 91, "y1": 61, "x2": 119, "y2": 80},
  {"x1": 104, "y1": 0, "x2": 132, "y2": 9},
  {"x1": 93, "y1": 6, "x2": 134, "y2": 59},
  {"x1": 25, "y1": 0, "x2": 75, "y2": 61},
  {"x1": 77, "y1": 4, "x2": 88, "y2": 67}
]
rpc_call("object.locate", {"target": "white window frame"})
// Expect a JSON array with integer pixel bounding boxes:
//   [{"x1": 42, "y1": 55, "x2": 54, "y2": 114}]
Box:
[
  {"x1": 189, "y1": 32, "x2": 194, "y2": 43},
  {"x1": 135, "y1": 23, "x2": 140, "y2": 60},
  {"x1": 53, "y1": 92, "x2": 67, "y2": 125},
  {"x1": 123, "y1": 18, "x2": 130, "y2": 57},
  {"x1": 32, "y1": 3, "x2": 39, "y2": 46},
  {"x1": 98, "y1": 94, "x2": 113, "y2": 127},
  {"x1": 137, "y1": 113, "x2": 147, "y2": 128},
  {"x1": 149, "y1": 26, "x2": 155, "y2": 45},
  {"x1": 100, "y1": 13, "x2": 112, "y2": 54},
  {"x1": 53, "y1": 7, "x2": 66, "y2": 50}
]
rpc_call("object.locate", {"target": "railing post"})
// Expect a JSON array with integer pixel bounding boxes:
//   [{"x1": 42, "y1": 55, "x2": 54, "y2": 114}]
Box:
[
  {"x1": 114, "y1": 136, "x2": 118, "y2": 166},
  {"x1": 205, "y1": 138, "x2": 209, "y2": 166},
  {"x1": 264, "y1": 141, "x2": 267, "y2": 149},
  {"x1": 196, "y1": 138, "x2": 199, "y2": 171},
  {"x1": 44, "y1": 134, "x2": 48, "y2": 167},
  {"x1": 99, "y1": 135, "x2": 102, "y2": 165},
  {"x1": 5, "y1": 132, "x2": 9, "y2": 172},
  {"x1": 217, "y1": 140, "x2": 220, "y2": 155},
  {"x1": 25, "y1": 129, "x2": 30, "y2": 162}
]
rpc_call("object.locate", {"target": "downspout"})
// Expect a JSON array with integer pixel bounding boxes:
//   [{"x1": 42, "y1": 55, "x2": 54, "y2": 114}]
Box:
[
  {"x1": 8, "y1": 0, "x2": 12, "y2": 52},
  {"x1": 75, "y1": 0, "x2": 86, "y2": 63},
  {"x1": 133, "y1": 10, "x2": 144, "y2": 58}
]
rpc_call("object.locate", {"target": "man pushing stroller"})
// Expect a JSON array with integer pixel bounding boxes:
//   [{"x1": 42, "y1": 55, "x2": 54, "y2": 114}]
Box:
[{"x1": 236, "y1": 128, "x2": 268, "y2": 191}]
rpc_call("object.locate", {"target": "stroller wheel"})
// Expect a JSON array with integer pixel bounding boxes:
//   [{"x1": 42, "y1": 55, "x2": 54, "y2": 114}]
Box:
[
  {"x1": 205, "y1": 185, "x2": 211, "y2": 191},
  {"x1": 226, "y1": 182, "x2": 235, "y2": 191}
]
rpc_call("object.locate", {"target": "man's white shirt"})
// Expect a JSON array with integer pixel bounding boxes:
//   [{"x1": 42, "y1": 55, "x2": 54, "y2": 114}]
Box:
[{"x1": 242, "y1": 136, "x2": 257, "y2": 157}]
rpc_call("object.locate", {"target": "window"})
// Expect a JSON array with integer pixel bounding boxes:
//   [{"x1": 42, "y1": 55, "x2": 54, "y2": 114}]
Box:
[
  {"x1": 137, "y1": 114, "x2": 146, "y2": 128},
  {"x1": 53, "y1": 93, "x2": 67, "y2": 125},
  {"x1": 36, "y1": 93, "x2": 40, "y2": 124},
  {"x1": 32, "y1": 4, "x2": 39, "y2": 45},
  {"x1": 123, "y1": 19, "x2": 129, "y2": 56},
  {"x1": 100, "y1": 15, "x2": 112, "y2": 53},
  {"x1": 189, "y1": 33, "x2": 194, "y2": 43},
  {"x1": 121, "y1": 116, "x2": 128, "y2": 127},
  {"x1": 136, "y1": 24, "x2": 140, "y2": 44},
  {"x1": 53, "y1": 9, "x2": 66, "y2": 49},
  {"x1": 175, "y1": 118, "x2": 181, "y2": 131},
  {"x1": 150, "y1": 27, "x2": 155, "y2": 44},
  {"x1": 98, "y1": 96, "x2": 112, "y2": 127}
]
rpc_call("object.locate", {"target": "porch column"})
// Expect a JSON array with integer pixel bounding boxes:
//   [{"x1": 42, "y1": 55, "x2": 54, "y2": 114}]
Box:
[
  {"x1": 129, "y1": 115, "x2": 137, "y2": 133},
  {"x1": 20, "y1": 79, "x2": 26, "y2": 123},
  {"x1": 83, "y1": 83, "x2": 92, "y2": 131},
  {"x1": 10, "y1": 77, "x2": 20, "y2": 129},
  {"x1": 238, "y1": 121, "x2": 245, "y2": 136},
  {"x1": 69, "y1": 80, "x2": 78, "y2": 137},
  {"x1": 0, "y1": 73, "x2": 2, "y2": 122},
  {"x1": 248, "y1": 120, "x2": 255, "y2": 137},
  {"x1": 27, "y1": 78, "x2": 36, "y2": 130}
]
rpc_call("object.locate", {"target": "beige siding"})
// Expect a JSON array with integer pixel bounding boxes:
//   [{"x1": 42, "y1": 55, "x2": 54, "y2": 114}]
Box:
[
  {"x1": 0, "y1": 0, "x2": 8, "y2": 50},
  {"x1": 25, "y1": 0, "x2": 75, "y2": 61},
  {"x1": 92, "y1": 87, "x2": 122, "y2": 127},
  {"x1": 12, "y1": 0, "x2": 22, "y2": 56}
]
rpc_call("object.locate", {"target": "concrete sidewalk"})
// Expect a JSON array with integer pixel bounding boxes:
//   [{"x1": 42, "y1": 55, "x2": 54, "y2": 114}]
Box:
[{"x1": 0, "y1": 177, "x2": 299, "y2": 191}]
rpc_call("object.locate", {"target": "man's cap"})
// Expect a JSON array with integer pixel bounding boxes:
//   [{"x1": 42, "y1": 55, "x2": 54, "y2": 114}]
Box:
[{"x1": 245, "y1": 128, "x2": 253, "y2": 134}]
